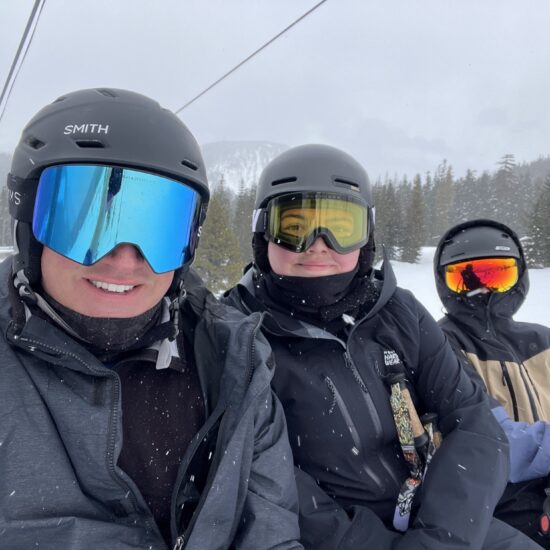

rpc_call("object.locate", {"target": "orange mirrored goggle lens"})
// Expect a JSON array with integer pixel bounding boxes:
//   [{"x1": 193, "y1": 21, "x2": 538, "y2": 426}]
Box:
[{"x1": 445, "y1": 257, "x2": 519, "y2": 294}]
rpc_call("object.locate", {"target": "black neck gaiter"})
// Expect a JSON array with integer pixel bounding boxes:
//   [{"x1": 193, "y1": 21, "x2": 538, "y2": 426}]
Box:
[
  {"x1": 42, "y1": 291, "x2": 163, "y2": 358},
  {"x1": 257, "y1": 267, "x2": 380, "y2": 330}
]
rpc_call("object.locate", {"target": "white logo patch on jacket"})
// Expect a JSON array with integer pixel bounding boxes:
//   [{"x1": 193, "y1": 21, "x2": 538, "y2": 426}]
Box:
[{"x1": 384, "y1": 350, "x2": 401, "y2": 366}]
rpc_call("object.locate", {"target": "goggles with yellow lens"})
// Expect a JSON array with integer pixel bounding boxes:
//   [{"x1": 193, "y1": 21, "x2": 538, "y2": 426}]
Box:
[
  {"x1": 444, "y1": 257, "x2": 519, "y2": 294},
  {"x1": 253, "y1": 192, "x2": 369, "y2": 253}
]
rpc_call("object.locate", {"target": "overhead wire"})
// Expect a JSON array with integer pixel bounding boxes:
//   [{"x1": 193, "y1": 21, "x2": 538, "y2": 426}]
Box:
[
  {"x1": 0, "y1": 0, "x2": 46, "y2": 124},
  {"x1": 0, "y1": 1, "x2": 327, "y2": 122},
  {"x1": 174, "y1": 0, "x2": 328, "y2": 114}
]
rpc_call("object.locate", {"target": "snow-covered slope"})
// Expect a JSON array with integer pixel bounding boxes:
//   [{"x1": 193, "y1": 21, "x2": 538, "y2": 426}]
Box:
[{"x1": 202, "y1": 141, "x2": 287, "y2": 193}]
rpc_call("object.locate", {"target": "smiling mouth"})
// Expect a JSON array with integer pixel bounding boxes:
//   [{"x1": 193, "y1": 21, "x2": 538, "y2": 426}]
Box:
[{"x1": 89, "y1": 280, "x2": 136, "y2": 293}]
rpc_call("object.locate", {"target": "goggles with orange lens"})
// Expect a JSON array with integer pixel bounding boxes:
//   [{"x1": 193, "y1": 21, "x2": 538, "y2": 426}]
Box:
[{"x1": 444, "y1": 257, "x2": 519, "y2": 294}]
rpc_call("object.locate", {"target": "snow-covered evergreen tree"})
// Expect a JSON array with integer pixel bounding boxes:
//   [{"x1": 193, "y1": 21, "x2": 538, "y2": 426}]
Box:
[
  {"x1": 194, "y1": 175, "x2": 243, "y2": 294},
  {"x1": 401, "y1": 174, "x2": 426, "y2": 263},
  {"x1": 525, "y1": 174, "x2": 550, "y2": 267}
]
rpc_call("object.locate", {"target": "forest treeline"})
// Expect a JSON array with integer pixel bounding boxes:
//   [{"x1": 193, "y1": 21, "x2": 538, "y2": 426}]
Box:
[
  {"x1": 0, "y1": 152, "x2": 549, "y2": 294},
  {"x1": 194, "y1": 154, "x2": 550, "y2": 293}
]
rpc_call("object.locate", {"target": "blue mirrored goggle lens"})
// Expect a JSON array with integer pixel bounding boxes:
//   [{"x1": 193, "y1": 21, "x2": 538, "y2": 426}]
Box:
[{"x1": 33, "y1": 165, "x2": 203, "y2": 273}]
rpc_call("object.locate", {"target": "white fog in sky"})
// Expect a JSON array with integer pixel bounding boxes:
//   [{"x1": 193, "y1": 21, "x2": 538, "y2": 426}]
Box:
[{"x1": 1, "y1": 0, "x2": 550, "y2": 179}]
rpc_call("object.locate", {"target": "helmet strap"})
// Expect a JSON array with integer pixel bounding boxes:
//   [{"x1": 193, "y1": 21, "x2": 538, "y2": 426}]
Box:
[
  {"x1": 12, "y1": 221, "x2": 43, "y2": 287},
  {"x1": 168, "y1": 280, "x2": 187, "y2": 342}
]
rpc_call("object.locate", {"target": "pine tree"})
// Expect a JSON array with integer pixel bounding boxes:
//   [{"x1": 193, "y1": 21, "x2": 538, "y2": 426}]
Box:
[
  {"x1": 525, "y1": 174, "x2": 550, "y2": 267},
  {"x1": 431, "y1": 160, "x2": 455, "y2": 243},
  {"x1": 453, "y1": 169, "x2": 478, "y2": 223},
  {"x1": 194, "y1": 176, "x2": 243, "y2": 294},
  {"x1": 374, "y1": 178, "x2": 401, "y2": 260},
  {"x1": 516, "y1": 169, "x2": 536, "y2": 235},
  {"x1": 233, "y1": 179, "x2": 255, "y2": 265},
  {"x1": 472, "y1": 171, "x2": 493, "y2": 220},
  {"x1": 400, "y1": 174, "x2": 426, "y2": 263},
  {"x1": 422, "y1": 171, "x2": 434, "y2": 243},
  {"x1": 394, "y1": 177, "x2": 411, "y2": 257},
  {"x1": 489, "y1": 154, "x2": 526, "y2": 234}
]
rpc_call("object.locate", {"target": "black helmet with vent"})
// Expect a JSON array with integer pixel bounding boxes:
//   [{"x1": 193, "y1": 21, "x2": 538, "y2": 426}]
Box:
[
  {"x1": 253, "y1": 144, "x2": 372, "y2": 210},
  {"x1": 251, "y1": 144, "x2": 375, "y2": 273},
  {"x1": 438, "y1": 221, "x2": 521, "y2": 267},
  {"x1": 7, "y1": 87, "x2": 209, "y2": 285},
  {"x1": 434, "y1": 219, "x2": 528, "y2": 317}
]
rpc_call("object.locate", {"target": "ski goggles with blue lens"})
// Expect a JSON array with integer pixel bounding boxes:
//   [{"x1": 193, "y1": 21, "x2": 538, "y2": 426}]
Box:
[
  {"x1": 32, "y1": 164, "x2": 204, "y2": 273},
  {"x1": 253, "y1": 192, "x2": 369, "y2": 253}
]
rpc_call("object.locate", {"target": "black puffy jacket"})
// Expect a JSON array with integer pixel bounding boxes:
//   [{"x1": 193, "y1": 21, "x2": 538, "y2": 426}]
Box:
[{"x1": 224, "y1": 260, "x2": 511, "y2": 549}]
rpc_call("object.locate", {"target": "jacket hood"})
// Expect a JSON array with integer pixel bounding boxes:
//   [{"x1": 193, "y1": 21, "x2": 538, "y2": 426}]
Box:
[{"x1": 433, "y1": 219, "x2": 529, "y2": 320}]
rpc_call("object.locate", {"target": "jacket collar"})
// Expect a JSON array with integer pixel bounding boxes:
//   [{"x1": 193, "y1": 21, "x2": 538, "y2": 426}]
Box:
[{"x1": 232, "y1": 249, "x2": 398, "y2": 339}]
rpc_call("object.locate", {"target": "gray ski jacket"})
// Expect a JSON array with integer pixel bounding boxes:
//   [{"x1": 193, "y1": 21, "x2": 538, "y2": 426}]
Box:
[{"x1": 0, "y1": 260, "x2": 303, "y2": 550}]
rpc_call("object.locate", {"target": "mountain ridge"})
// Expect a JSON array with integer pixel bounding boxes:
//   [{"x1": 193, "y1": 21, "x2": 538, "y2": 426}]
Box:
[{"x1": 202, "y1": 140, "x2": 287, "y2": 193}]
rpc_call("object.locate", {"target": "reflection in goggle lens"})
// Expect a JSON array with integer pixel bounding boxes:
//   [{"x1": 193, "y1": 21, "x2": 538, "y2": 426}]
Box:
[
  {"x1": 445, "y1": 257, "x2": 519, "y2": 294},
  {"x1": 266, "y1": 193, "x2": 368, "y2": 253},
  {"x1": 33, "y1": 164, "x2": 203, "y2": 273}
]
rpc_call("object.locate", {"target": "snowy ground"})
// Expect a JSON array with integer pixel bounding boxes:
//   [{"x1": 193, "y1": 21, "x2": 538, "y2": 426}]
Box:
[{"x1": 390, "y1": 247, "x2": 549, "y2": 326}]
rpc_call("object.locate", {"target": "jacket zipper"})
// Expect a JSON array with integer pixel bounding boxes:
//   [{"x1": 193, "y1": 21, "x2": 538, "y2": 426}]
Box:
[
  {"x1": 517, "y1": 367, "x2": 540, "y2": 422},
  {"x1": 344, "y1": 349, "x2": 402, "y2": 490},
  {"x1": 246, "y1": 312, "x2": 266, "y2": 385},
  {"x1": 16, "y1": 336, "x2": 160, "y2": 542},
  {"x1": 326, "y1": 375, "x2": 385, "y2": 492},
  {"x1": 487, "y1": 311, "x2": 540, "y2": 422},
  {"x1": 172, "y1": 313, "x2": 265, "y2": 548},
  {"x1": 500, "y1": 361, "x2": 519, "y2": 421}
]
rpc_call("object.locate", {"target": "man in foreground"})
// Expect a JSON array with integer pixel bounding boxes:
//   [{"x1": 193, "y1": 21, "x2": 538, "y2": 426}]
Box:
[{"x1": 0, "y1": 88, "x2": 302, "y2": 550}]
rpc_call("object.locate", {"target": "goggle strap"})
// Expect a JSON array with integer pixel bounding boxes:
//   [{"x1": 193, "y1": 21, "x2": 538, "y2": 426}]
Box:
[
  {"x1": 7, "y1": 174, "x2": 35, "y2": 222},
  {"x1": 252, "y1": 208, "x2": 267, "y2": 233}
]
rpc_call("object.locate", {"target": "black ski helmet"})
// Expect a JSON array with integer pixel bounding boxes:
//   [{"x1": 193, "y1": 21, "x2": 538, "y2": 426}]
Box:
[
  {"x1": 438, "y1": 220, "x2": 522, "y2": 268},
  {"x1": 7, "y1": 88, "x2": 209, "y2": 286},
  {"x1": 252, "y1": 144, "x2": 375, "y2": 274},
  {"x1": 434, "y1": 219, "x2": 528, "y2": 316}
]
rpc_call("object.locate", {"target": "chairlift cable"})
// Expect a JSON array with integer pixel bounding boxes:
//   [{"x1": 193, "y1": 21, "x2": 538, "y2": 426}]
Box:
[
  {"x1": 174, "y1": 0, "x2": 328, "y2": 115},
  {"x1": 0, "y1": 0, "x2": 46, "y2": 125}
]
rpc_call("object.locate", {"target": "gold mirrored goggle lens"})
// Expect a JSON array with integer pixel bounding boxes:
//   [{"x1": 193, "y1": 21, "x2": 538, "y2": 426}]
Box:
[
  {"x1": 445, "y1": 257, "x2": 519, "y2": 294},
  {"x1": 268, "y1": 195, "x2": 368, "y2": 252}
]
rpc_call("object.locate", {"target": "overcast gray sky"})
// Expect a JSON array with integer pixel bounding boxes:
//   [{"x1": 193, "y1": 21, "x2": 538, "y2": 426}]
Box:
[{"x1": 1, "y1": 0, "x2": 549, "y2": 179}]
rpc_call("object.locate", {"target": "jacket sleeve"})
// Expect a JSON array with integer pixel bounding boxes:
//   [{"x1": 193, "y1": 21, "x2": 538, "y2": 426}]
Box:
[
  {"x1": 442, "y1": 323, "x2": 550, "y2": 483},
  {"x1": 404, "y1": 299, "x2": 510, "y2": 548},
  {"x1": 440, "y1": 325, "x2": 489, "y2": 391},
  {"x1": 295, "y1": 467, "x2": 403, "y2": 549},
  {"x1": 493, "y1": 405, "x2": 550, "y2": 482},
  {"x1": 234, "y1": 387, "x2": 304, "y2": 550}
]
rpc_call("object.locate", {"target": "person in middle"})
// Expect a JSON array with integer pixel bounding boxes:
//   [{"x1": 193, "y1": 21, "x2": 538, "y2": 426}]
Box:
[{"x1": 224, "y1": 144, "x2": 540, "y2": 549}]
